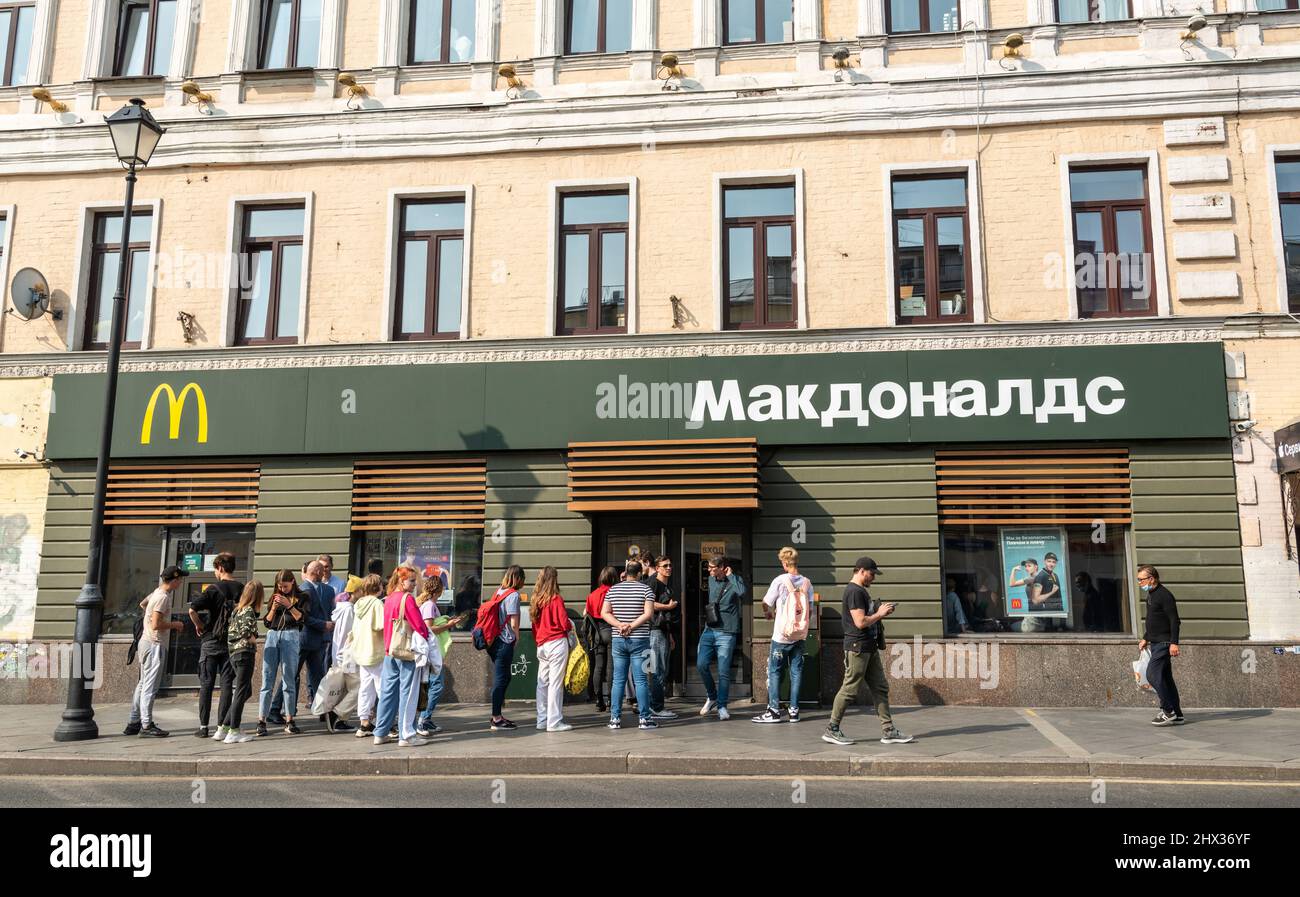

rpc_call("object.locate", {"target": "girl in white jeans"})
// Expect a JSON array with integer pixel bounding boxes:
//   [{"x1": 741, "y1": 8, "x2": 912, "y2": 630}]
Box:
[
  {"x1": 346, "y1": 574, "x2": 388, "y2": 737},
  {"x1": 529, "y1": 566, "x2": 573, "y2": 731}
]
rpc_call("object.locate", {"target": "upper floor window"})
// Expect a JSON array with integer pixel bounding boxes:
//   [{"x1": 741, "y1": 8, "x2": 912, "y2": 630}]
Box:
[
  {"x1": 258, "y1": 0, "x2": 322, "y2": 69},
  {"x1": 0, "y1": 3, "x2": 33, "y2": 86},
  {"x1": 410, "y1": 0, "x2": 475, "y2": 63},
  {"x1": 558, "y1": 191, "x2": 628, "y2": 334},
  {"x1": 1070, "y1": 166, "x2": 1154, "y2": 318},
  {"x1": 1055, "y1": 0, "x2": 1131, "y2": 23},
  {"x1": 236, "y1": 205, "x2": 304, "y2": 345},
  {"x1": 1278, "y1": 158, "x2": 1300, "y2": 314},
  {"x1": 892, "y1": 175, "x2": 971, "y2": 324},
  {"x1": 722, "y1": 184, "x2": 796, "y2": 330},
  {"x1": 1257, "y1": 0, "x2": 1299, "y2": 9},
  {"x1": 396, "y1": 198, "x2": 465, "y2": 340},
  {"x1": 566, "y1": 0, "x2": 631, "y2": 53},
  {"x1": 723, "y1": 0, "x2": 792, "y2": 44},
  {"x1": 887, "y1": 0, "x2": 960, "y2": 34},
  {"x1": 86, "y1": 210, "x2": 152, "y2": 350},
  {"x1": 114, "y1": 0, "x2": 177, "y2": 76}
]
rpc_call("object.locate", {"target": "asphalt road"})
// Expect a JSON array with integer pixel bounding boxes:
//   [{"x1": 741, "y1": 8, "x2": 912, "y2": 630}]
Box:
[{"x1": 5, "y1": 775, "x2": 1299, "y2": 808}]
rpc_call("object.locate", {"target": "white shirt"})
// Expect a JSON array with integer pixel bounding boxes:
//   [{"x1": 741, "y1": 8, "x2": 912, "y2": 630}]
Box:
[
  {"x1": 331, "y1": 601, "x2": 355, "y2": 666},
  {"x1": 763, "y1": 573, "x2": 812, "y2": 645}
]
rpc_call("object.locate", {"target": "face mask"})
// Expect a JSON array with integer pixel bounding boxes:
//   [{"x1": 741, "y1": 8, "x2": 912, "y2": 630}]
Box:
[{"x1": 1139, "y1": 584, "x2": 1152, "y2": 592}]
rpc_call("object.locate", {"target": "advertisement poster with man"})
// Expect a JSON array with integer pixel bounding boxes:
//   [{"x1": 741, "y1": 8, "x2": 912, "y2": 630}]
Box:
[{"x1": 1000, "y1": 527, "x2": 1070, "y2": 631}]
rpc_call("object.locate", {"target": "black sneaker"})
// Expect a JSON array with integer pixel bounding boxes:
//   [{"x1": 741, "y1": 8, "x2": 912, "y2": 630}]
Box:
[
  {"x1": 638, "y1": 718, "x2": 659, "y2": 730},
  {"x1": 1151, "y1": 711, "x2": 1176, "y2": 727},
  {"x1": 822, "y1": 724, "x2": 853, "y2": 746},
  {"x1": 788, "y1": 708, "x2": 801, "y2": 723},
  {"x1": 491, "y1": 717, "x2": 517, "y2": 731},
  {"x1": 138, "y1": 724, "x2": 170, "y2": 738},
  {"x1": 1173, "y1": 713, "x2": 1186, "y2": 725},
  {"x1": 255, "y1": 721, "x2": 268, "y2": 737},
  {"x1": 332, "y1": 719, "x2": 354, "y2": 733},
  {"x1": 122, "y1": 722, "x2": 141, "y2": 736},
  {"x1": 284, "y1": 721, "x2": 301, "y2": 735},
  {"x1": 193, "y1": 727, "x2": 209, "y2": 738},
  {"x1": 416, "y1": 722, "x2": 441, "y2": 737},
  {"x1": 355, "y1": 722, "x2": 375, "y2": 738},
  {"x1": 266, "y1": 711, "x2": 287, "y2": 726},
  {"x1": 607, "y1": 718, "x2": 621, "y2": 730},
  {"x1": 751, "y1": 708, "x2": 783, "y2": 724}
]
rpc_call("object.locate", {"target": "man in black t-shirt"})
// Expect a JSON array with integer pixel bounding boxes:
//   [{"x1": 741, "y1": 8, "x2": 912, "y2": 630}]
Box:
[
  {"x1": 647, "y1": 556, "x2": 679, "y2": 719},
  {"x1": 1035, "y1": 553, "x2": 1064, "y2": 614},
  {"x1": 188, "y1": 552, "x2": 242, "y2": 739}
]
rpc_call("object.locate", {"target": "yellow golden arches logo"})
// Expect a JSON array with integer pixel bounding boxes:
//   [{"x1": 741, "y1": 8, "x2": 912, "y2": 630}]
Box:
[{"x1": 140, "y1": 382, "x2": 208, "y2": 445}]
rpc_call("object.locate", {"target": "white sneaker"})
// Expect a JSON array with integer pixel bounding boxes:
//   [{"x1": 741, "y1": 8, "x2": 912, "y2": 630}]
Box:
[
  {"x1": 536, "y1": 722, "x2": 547, "y2": 730},
  {"x1": 700, "y1": 698, "x2": 717, "y2": 716},
  {"x1": 373, "y1": 735, "x2": 392, "y2": 746},
  {"x1": 223, "y1": 731, "x2": 253, "y2": 744},
  {"x1": 398, "y1": 736, "x2": 430, "y2": 747},
  {"x1": 547, "y1": 722, "x2": 574, "y2": 732},
  {"x1": 212, "y1": 726, "x2": 229, "y2": 741},
  {"x1": 717, "y1": 707, "x2": 731, "y2": 721},
  {"x1": 651, "y1": 709, "x2": 678, "y2": 720}
]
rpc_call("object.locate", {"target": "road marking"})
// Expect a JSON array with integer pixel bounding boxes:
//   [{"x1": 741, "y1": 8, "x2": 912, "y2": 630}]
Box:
[{"x1": 1018, "y1": 709, "x2": 1091, "y2": 759}]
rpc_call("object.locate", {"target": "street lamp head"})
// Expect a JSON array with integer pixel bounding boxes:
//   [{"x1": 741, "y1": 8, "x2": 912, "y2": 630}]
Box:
[{"x1": 106, "y1": 97, "x2": 165, "y2": 169}]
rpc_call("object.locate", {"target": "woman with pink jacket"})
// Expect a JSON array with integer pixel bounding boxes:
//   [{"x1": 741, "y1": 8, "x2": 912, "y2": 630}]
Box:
[{"x1": 372, "y1": 566, "x2": 432, "y2": 747}]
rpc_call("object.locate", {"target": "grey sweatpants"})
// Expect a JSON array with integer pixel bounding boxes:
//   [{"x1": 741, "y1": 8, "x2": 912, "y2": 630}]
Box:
[{"x1": 128, "y1": 643, "x2": 166, "y2": 726}]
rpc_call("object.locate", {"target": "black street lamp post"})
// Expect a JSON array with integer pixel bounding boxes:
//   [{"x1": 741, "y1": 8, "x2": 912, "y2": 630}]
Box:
[{"x1": 54, "y1": 98, "x2": 165, "y2": 742}]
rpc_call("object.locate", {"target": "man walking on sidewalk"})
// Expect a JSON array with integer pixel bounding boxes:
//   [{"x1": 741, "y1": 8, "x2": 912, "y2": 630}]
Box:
[
  {"x1": 823, "y1": 557, "x2": 914, "y2": 747},
  {"x1": 1138, "y1": 564, "x2": 1184, "y2": 726},
  {"x1": 754, "y1": 546, "x2": 811, "y2": 724},
  {"x1": 124, "y1": 566, "x2": 189, "y2": 738}
]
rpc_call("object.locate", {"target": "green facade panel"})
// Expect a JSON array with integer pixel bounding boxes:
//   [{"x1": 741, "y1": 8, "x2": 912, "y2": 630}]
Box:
[{"x1": 253, "y1": 458, "x2": 353, "y2": 587}]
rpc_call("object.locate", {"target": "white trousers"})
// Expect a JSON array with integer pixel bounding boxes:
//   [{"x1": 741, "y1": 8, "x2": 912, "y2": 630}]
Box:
[
  {"x1": 357, "y1": 661, "x2": 383, "y2": 722},
  {"x1": 536, "y1": 639, "x2": 570, "y2": 730}
]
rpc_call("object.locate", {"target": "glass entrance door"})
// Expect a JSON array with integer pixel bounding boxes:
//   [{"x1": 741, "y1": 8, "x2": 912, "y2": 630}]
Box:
[{"x1": 163, "y1": 526, "x2": 255, "y2": 688}]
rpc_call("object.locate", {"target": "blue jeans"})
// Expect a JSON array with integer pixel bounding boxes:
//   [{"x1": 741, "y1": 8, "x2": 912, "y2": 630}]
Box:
[
  {"x1": 648, "y1": 630, "x2": 670, "y2": 712},
  {"x1": 696, "y1": 628, "x2": 737, "y2": 709},
  {"x1": 417, "y1": 667, "x2": 445, "y2": 729},
  {"x1": 270, "y1": 641, "x2": 326, "y2": 716},
  {"x1": 374, "y1": 655, "x2": 419, "y2": 741},
  {"x1": 487, "y1": 640, "x2": 513, "y2": 718},
  {"x1": 767, "y1": 640, "x2": 805, "y2": 712},
  {"x1": 258, "y1": 628, "x2": 301, "y2": 720},
  {"x1": 610, "y1": 637, "x2": 652, "y2": 723}
]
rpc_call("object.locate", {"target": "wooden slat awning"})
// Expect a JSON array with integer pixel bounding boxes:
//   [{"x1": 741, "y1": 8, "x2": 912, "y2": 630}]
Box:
[
  {"x1": 567, "y1": 438, "x2": 760, "y2": 512},
  {"x1": 936, "y1": 446, "x2": 1131, "y2": 525},
  {"x1": 105, "y1": 463, "x2": 261, "y2": 526},
  {"x1": 350, "y1": 458, "x2": 487, "y2": 531}
]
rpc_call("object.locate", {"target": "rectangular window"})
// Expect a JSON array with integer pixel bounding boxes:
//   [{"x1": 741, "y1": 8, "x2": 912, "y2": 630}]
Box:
[
  {"x1": 723, "y1": 0, "x2": 792, "y2": 44},
  {"x1": 1256, "y1": 0, "x2": 1299, "y2": 10},
  {"x1": 887, "y1": 0, "x2": 960, "y2": 34},
  {"x1": 1070, "y1": 166, "x2": 1155, "y2": 318},
  {"x1": 722, "y1": 184, "x2": 796, "y2": 329},
  {"x1": 85, "y1": 210, "x2": 152, "y2": 350},
  {"x1": 892, "y1": 175, "x2": 971, "y2": 324},
  {"x1": 114, "y1": 0, "x2": 177, "y2": 76},
  {"x1": 409, "y1": 0, "x2": 476, "y2": 63},
  {"x1": 1279, "y1": 158, "x2": 1300, "y2": 314},
  {"x1": 258, "y1": 0, "x2": 322, "y2": 69},
  {"x1": 236, "y1": 205, "x2": 304, "y2": 345},
  {"x1": 1055, "y1": 0, "x2": 1130, "y2": 23},
  {"x1": 565, "y1": 0, "x2": 632, "y2": 53},
  {"x1": 558, "y1": 190, "x2": 629, "y2": 334},
  {"x1": 395, "y1": 198, "x2": 466, "y2": 340},
  {"x1": 0, "y1": 2, "x2": 34, "y2": 86}
]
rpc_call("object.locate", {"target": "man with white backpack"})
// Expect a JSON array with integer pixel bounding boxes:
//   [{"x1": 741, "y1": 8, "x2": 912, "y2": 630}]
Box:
[{"x1": 753, "y1": 547, "x2": 812, "y2": 724}]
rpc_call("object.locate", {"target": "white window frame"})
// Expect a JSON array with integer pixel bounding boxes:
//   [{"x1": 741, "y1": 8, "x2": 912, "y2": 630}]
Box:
[
  {"x1": 221, "y1": 193, "x2": 314, "y2": 347},
  {"x1": 860, "y1": 0, "x2": 987, "y2": 35},
  {"x1": 380, "y1": 185, "x2": 474, "y2": 341},
  {"x1": 538, "y1": 0, "x2": 657, "y2": 56},
  {"x1": 1058, "y1": 151, "x2": 1171, "y2": 321},
  {"x1": 6, "y1": 0, "x2": 58, "y2": 88},
  {"x1": 83, "y1": 0, "x2": 202, "y2": 79},
  {"x1": 713, "y1": 169, "x2": 807, "y2": 332},
  {"x1": 547, "y1": 177, "x2": 638, "y2": 337},
  {"x1": 881, "y1": 161, "x2": 986, "y2": 326},
  {"x1": 1266, "y1": 144, "x2": 1300, "y2": 316},
  {"x1": 0, "y1": 205, "x2": 15, "y2": 321},
  {"x1": 227, "y1": 0, "x2": 343, "y2": 72},
  {"x1": 697, "y1": 0, "x2": 820, "y2": 45},
  {"x1": 67, "y1": 198, "x2": 163, "y2": 352},
  {"x1": 380, "y1": 0, "x2": 499, "y2": 65}
]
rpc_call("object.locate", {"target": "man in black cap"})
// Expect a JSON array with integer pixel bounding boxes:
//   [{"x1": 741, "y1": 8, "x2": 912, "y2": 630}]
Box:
[
  {"x1": 124, "y1": 566, "x2": 188, "y2": 737},
  {"x1": 823, "y1": 556, "x2": 914, "y2": 746}
]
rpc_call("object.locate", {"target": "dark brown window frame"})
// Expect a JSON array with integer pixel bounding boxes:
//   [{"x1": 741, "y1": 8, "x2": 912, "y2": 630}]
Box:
[
  {"x1": 0, "y1": 2, "x2": 34, "y2": 86},
  {"x1": 234, "y1": 203, "x2": 304, "y2": 346},
  {"x1": 113, "y1": 0, "x2": 172, "y2": 77},
  {"x1": 1052, "y1": 0, "x2": 1133, "y2": 23},
  {"x1": 563, "y1": 0, "x2": 627, "y2": 54},
  {"x1": 1069, "y1": 164, "x2": 1157, "y2": 319},
  {"x1": 1279, "y1": 157, "x2": 1300, "y2": 314},
  {"x1": 85, "y1": 209, "x2": 152, "y2": 351},
  {"x1": 722, "y1": 0, "x2": 792, "y2": 45},
  {"x1": 891, "y1": 175, "x2": 973, "y2": 325},
  {"x1": 556, "y1": 189, "x2": 629, "y2": 336},
  {"x1": 885, "y1": 0, "x2": 961, "y2": 34},
  {"x1": 407, "y1": 0, "x2": 470, "y2": 64},
  {"x1": 257, "y1": 0, "x2": 313, "y2": 70},
  {"x1": 394, "y1": 198, "x2": 465, "y2": 341},
  {"x1": 1258, "y1": 0, "x2": 1299, "y2": 10},
  {"x1": 721, "y1": 184, "x2": 798, "y2": 331}
]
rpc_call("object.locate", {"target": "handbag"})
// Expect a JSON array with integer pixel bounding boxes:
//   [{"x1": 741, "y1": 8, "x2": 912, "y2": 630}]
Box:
[
  {"x1": 388, "y1": 593, "x2": 416, "y2": 662},
  {"x1": 309, "y1": 664, "x2": 348, "y2": 715},
  {"x1": 1132, "y1": 648, "x2": 1153, "y2": 690}
]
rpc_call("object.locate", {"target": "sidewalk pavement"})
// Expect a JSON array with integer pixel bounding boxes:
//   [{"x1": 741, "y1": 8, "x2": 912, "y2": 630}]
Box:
[{"x1": 2, "y1": 699, "x2": 1298, "y2": 782}]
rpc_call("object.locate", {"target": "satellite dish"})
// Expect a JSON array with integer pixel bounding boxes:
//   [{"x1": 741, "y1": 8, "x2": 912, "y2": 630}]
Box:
[{"x1": 9, "y1": 267, "x2": 53, "y2": 320}]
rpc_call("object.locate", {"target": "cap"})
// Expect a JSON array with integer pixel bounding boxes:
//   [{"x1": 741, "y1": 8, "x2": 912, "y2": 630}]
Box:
[
  {"x1": 1043, "y1": 552, "x2": 1058, "y2": 562},
  {"x1": 854, "y1": 556, "x2": 883, "y2": 574},
  {"x1": 160, "y1": 565, "x2": 189, "y2": 582}
]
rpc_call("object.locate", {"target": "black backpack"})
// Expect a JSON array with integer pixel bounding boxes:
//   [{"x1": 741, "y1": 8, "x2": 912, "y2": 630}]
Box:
[
  {"x1": 207, "y1": 582, "x2": 239, "y2": 645},
  {"x1": 126, "y1": 614, "x2": 145, "y2": 665}
]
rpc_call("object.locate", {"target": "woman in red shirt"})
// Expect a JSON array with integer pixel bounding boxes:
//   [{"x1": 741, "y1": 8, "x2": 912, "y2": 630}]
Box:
[
  {"x1": 531, "y1": 566, "x2": 573, "y2": 732},
  {"x1": 583, "y1": 566, "x2": 618, "y2": 714}
]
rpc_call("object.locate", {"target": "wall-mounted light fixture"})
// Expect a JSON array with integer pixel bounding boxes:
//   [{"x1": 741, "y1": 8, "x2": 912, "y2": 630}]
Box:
[
  {"x1": 498, "y1": 63, "x2": 525, "y2": 99},
  {"x1": 657, "y1": 52, "x2": 684, "y2": 91},
  {"x1": 31, "y1": 86, "x2": 69, "y2": 114},
  {"x1": 180, "y1": 80, "x2": 214, "y2": 114},
  {"x1": 832, "y1": 47, "x2": 854, "y2": 82},
  {"x1": 1002, "y1": 33, "x2": 1024, "y2": 58},
  {"x1": 337, "y1": 72, "x2": 368, "y2": 110},
  {"x1": 1181, "y1": 14, "x2": 1207, "y2": 41},
  {"x1": 176, "y1": 310, "x2": 198, "y2": 343}
]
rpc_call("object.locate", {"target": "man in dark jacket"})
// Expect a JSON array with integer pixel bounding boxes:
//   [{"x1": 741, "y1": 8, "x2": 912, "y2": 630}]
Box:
[
  {"x1": 1138, "y1": 564, "x2": 1184, "y2": 726},
  {"x1": 696, "y1": 555, "x2": 745, "y2": 720}
]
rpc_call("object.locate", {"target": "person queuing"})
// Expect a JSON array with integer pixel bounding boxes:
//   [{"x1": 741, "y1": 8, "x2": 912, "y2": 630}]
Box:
[
  {"x1": 373, "y1": 566, "x2": 433, "y2": 747},
  {"x1": 823, "y1": 557, "x2": 914, "y2": 747},
  {"x1": 257, "y1": 569, "x2": 310, "y2": 737},
  {"x1": 602, "y1": 561, "x2": 657, "y2": 730},
  {"x1": 123, "y1": 566, "x2": 189, "y2": 738},
  {"x1": 350, "y1": 574, "x2": 387, "y2": 738},
  {"x1": 322, "y1": 573, "x2": 364, "y2": 733},
  {"x1": 697, "y1": 555, "x2": 745, "y2": 721},
  {"x1": 647, "y1": 554, "x2": 678, "y2": 721},
  {"x1": 319, "y1": 553, "x2": 347, "y2": 598},
  {"x1": 1138, "y1": 564, "x2": 1185, "y2": 726},
  {"x1": 268, "y1": 560, "x2": 337, "y2": 730},
  {"x1": 486, "y1": 566, "x2": 525, "y2": 731},
  {"x1": 583, "y1": 566, "x2": 617, "y2": 714},
  {"x1": 189, "y1": 551, "x2": 241, "y2": 740},
  {"x1": 753, "y1": 547, "x2": 812, "y2": 724},
  {"x1": 531, "y1": 565, "x2": 573, "y2": 732},
  {"x1": 415, "y1": 575, "x2": 467, "y2": 737},
  {"x1": 218, "y1": 580, "x2": 264, "y2": 744}
]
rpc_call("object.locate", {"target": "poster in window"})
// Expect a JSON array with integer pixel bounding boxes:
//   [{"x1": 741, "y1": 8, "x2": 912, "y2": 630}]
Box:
[
  {"x1": 398, "y1": 529, "x2": 452, "y2": 592},
  {"x1": 999, "y1": 526, "x2": 1069, "y2": 619}
]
